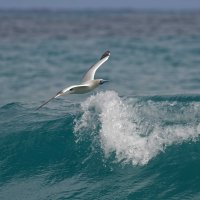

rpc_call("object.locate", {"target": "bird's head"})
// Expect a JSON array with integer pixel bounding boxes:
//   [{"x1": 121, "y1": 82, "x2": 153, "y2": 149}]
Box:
[{"x1": 99, "y1": 79, "x2": 109, "y2": 85}]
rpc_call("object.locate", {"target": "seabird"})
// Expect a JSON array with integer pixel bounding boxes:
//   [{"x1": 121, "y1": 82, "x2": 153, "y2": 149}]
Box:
[{"x1": 36, "y1": 50, "x2": 110, "y2": 110}]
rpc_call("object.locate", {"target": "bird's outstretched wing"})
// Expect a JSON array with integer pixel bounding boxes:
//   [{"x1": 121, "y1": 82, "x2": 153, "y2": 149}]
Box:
[
  {"x1": 36, "y1": 84, "x2": 90, "y2": 110},
  {"x1": 82, "y1": 50, "x2": 110, "y2": 83}
]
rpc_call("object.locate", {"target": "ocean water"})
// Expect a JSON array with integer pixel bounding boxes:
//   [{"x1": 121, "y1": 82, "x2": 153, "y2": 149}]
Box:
[{"x1": 0, "y1": 10, "x2": 200, "y2": 200}]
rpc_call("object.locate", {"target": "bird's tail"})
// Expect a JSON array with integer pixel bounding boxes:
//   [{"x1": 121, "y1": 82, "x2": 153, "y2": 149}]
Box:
[
  {"x1": 36, "y1": 96, "x2": 56, "y2": 110},
  {"x1": 36, "y1": 90, "x2": 65, "y2": 110}
]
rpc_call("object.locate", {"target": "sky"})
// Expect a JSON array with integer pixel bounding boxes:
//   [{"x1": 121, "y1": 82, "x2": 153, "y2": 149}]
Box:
[{"x1": 0, "y1": 0, "x2": 200, "y2": 10}]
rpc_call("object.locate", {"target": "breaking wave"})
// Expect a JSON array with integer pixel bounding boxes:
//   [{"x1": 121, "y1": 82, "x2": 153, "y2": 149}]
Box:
[{"x1": 74, "y1": 91, "x2": 200, "y2": 165}]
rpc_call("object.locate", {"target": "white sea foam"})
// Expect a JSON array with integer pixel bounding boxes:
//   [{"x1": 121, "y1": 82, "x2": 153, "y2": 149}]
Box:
[{"x1": 74, "y1": 91, "x2": 200, "y2": 165}]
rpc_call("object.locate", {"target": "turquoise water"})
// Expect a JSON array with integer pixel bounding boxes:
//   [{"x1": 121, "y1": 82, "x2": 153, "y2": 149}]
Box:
[{"x1": 0, "y1": 11, "x2": 200, "y2": 200}]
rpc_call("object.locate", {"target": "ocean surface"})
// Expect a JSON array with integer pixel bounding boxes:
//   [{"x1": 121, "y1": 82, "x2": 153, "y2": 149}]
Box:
[{"x1": 0, "y1": 10, "x2": 200, "y2": 200}]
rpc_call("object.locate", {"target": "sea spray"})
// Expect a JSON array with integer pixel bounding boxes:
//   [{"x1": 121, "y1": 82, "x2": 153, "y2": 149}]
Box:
[{"x1": 74, "y1": 91, "x2": 200, "y2": 165}]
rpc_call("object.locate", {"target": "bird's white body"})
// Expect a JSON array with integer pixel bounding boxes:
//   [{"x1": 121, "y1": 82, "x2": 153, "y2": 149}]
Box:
[
  {"x1": 63, "y1": 80, "x2": 100, "y2": 94},
  {"x1": 37, "y1": 51, "x2": 110, "y2": 110}
]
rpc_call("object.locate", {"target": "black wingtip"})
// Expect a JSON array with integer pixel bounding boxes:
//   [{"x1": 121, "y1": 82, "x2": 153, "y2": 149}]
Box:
[{"x1": 100, "y1": 50, "x2": 110, "y2": 60}]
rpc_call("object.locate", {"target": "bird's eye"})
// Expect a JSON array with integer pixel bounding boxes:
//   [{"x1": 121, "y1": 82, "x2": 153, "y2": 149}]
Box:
[{"x1": 69, "y1": 88, "x2": 73, "y2": 91}]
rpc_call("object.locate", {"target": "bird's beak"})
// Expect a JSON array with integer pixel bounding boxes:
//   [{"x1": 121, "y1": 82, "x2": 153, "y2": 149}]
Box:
[{"x1": 102, "y1": 80, "x2": 109, "y2": 84}]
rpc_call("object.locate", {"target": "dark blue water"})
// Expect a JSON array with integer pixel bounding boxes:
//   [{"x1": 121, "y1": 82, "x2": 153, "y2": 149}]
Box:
[{"x1": 0, "y1": 10, "x2": 200, "y2": 200}]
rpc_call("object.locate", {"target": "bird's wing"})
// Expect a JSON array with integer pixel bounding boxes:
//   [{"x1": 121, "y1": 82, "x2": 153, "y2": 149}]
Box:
[
  {"x1": 36, "y1": 84, "x2": 90, "y2": 110},
  {"x1": 81, "y1": 50, "x2": 110, "y2": 83}
]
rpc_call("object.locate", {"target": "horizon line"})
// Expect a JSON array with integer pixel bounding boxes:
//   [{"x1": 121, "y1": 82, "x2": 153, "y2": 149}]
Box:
[{"x1": 0, "y1": 7, "x2": 200, "y2": 13}]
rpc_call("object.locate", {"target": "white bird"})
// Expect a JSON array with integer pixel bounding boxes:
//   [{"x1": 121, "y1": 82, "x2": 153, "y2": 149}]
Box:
[{"x1": 36, "y1": 50, "x2": 110, "y2": 110}]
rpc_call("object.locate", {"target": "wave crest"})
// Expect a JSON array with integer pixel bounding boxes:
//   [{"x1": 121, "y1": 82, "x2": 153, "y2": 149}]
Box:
[{"x1": 74, "y1": 91, "x2": 200, "y2": 165}]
